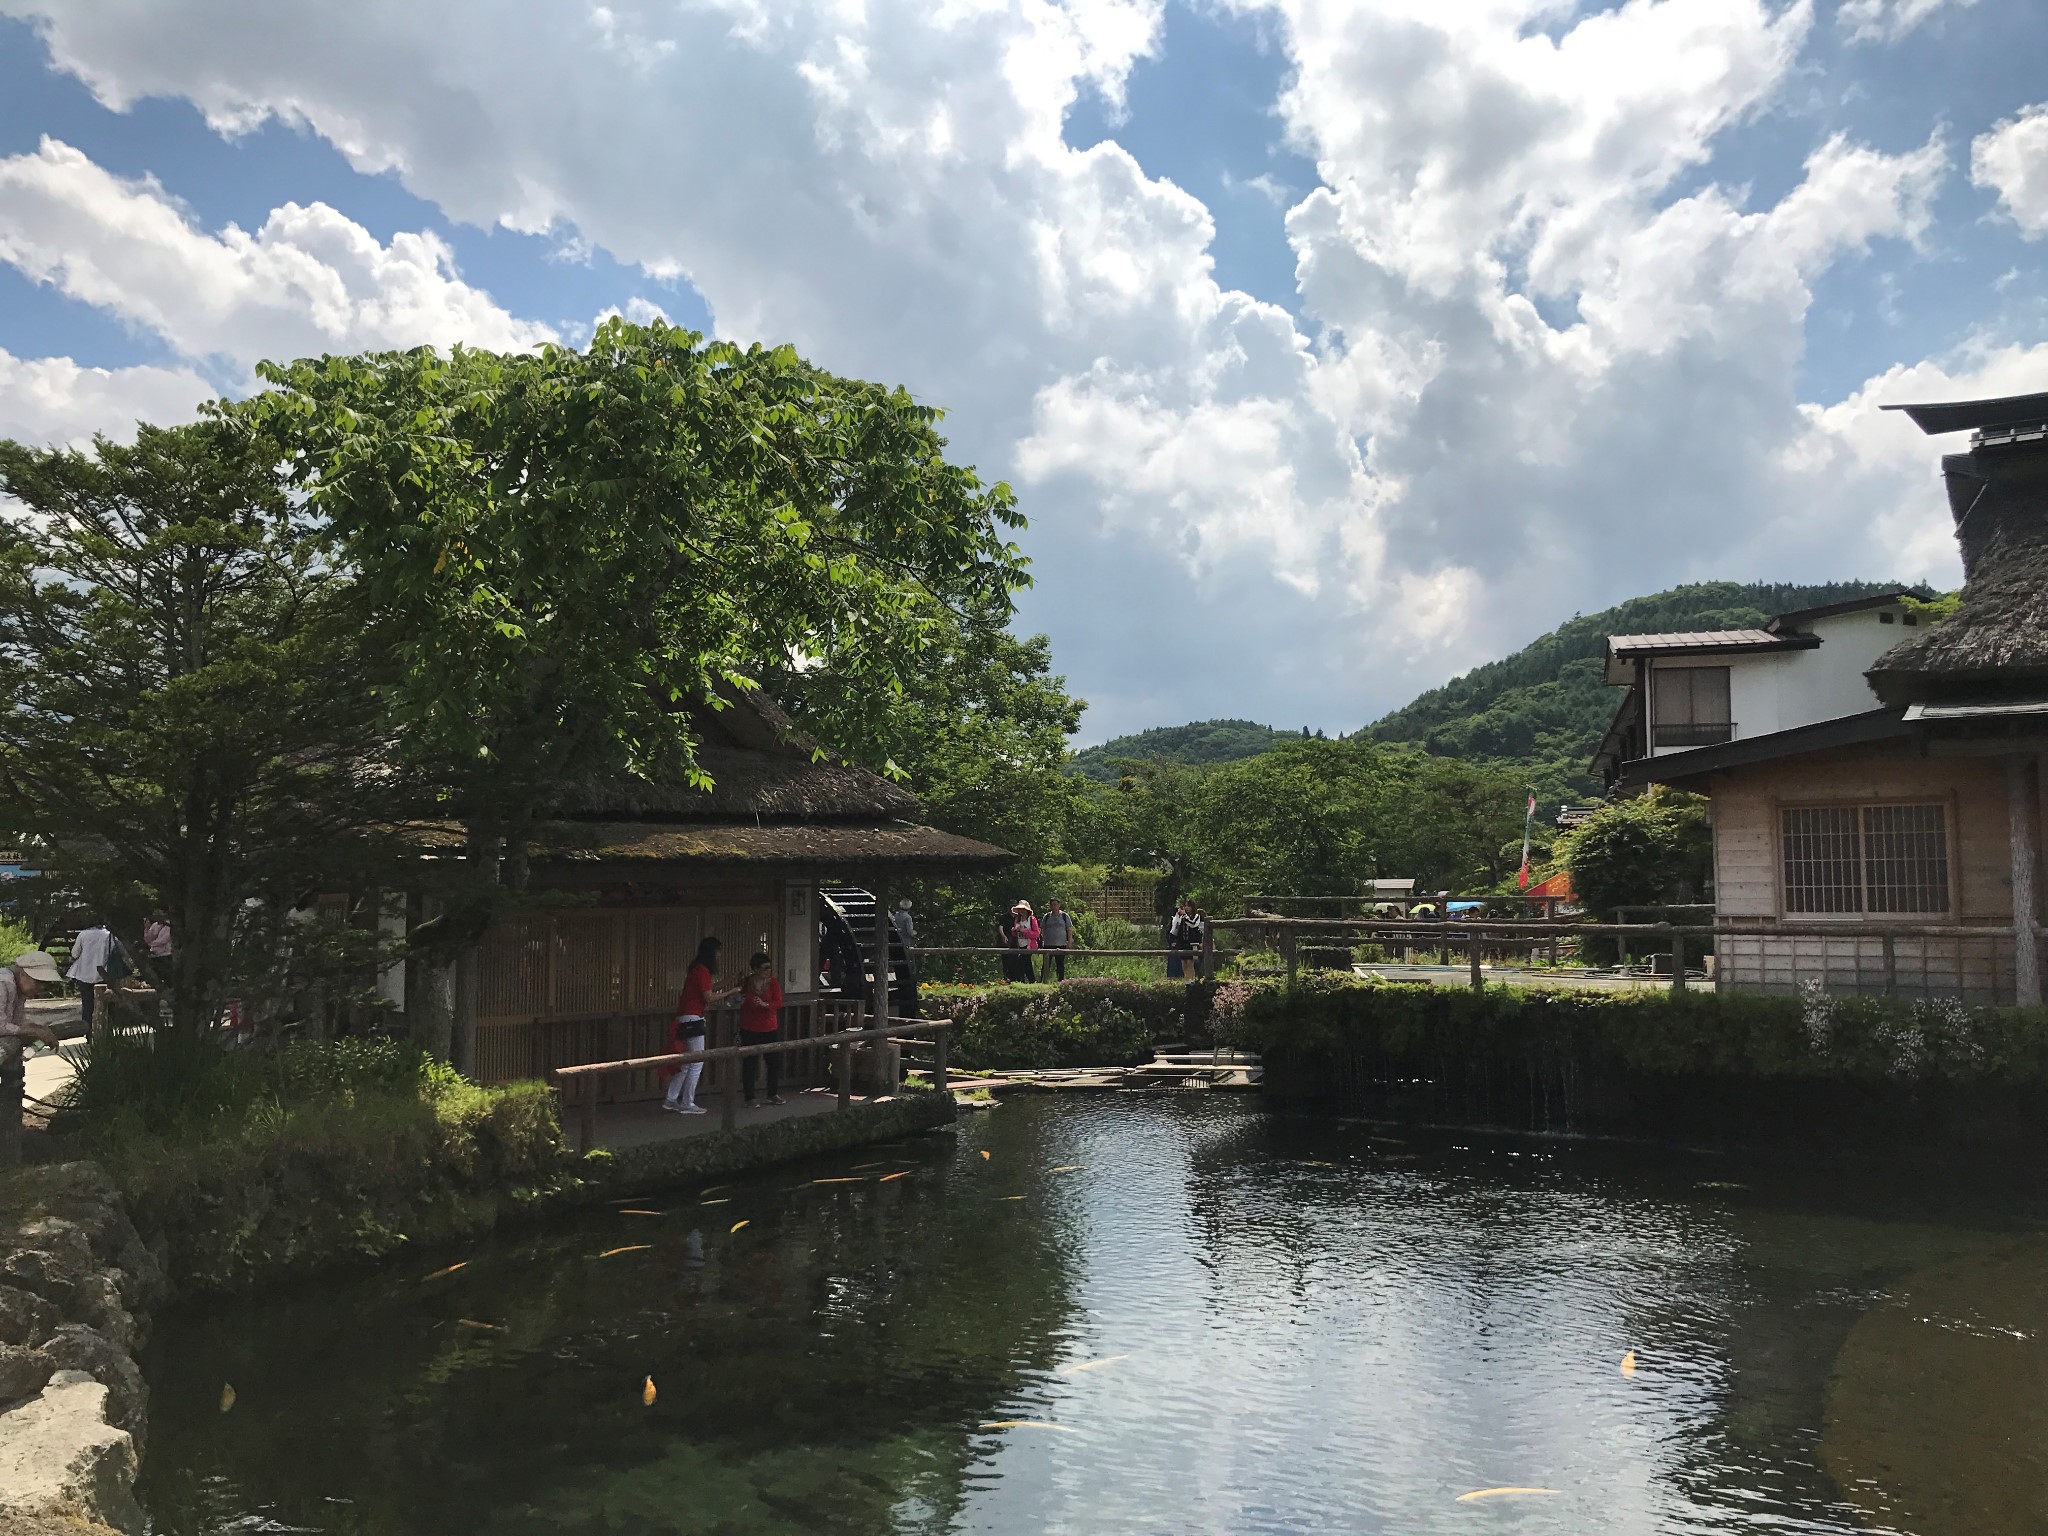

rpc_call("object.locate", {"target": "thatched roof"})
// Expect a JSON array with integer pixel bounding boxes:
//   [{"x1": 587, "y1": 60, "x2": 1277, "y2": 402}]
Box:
[
  {"x1": 545, "y1": 745, "x2": 918, "y2": 821},
  {"x1": 527, "y1": 819, "x2": 1011, "y2": 869},
  {"x1": 1868, "y1": 446, "x2": 2048, "y2": 705},
  {"x1": 540, "y1": 689, "x2": 919, "y2": 822}
]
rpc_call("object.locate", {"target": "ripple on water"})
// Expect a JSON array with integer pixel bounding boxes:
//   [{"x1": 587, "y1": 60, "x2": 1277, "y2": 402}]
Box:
[{"x1": 135, "y1": 1096, "x2": 2044, "y2": 1535}]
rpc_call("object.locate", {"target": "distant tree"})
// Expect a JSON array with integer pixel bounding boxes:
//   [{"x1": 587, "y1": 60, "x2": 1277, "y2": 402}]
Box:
[
  {"x1": 0, "y1": 419, "x2": 405, "y2": 1036},
  {"x1": 1557, "y1": 788, "x2": 1712, "y2": 961}
]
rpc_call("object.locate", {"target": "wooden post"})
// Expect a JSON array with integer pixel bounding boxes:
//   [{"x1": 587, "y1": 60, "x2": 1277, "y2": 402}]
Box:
[
  {"x1": 577, "y1": 1078, "x2": 596, "y2": 1155},
  {"x1": 720, "y1": 1047, "x2": 739, "y2": 1132},
  {"x1": 1201, "y1": 923, "x2": 1216, "y2": 981},
  {"x1": 1468, "y1": 930, "x2": 1483, "y2": 991},
  {"x1": 873, "y1": 900, "x2": 892, "y2": 1038},
  {"x1": 934, "y1": 1025, "x2": 950, "y2": 1096},
  {"x1": 1882, "y1": 931, "x2": 1898, "y2": 998},
  {"x1": 2009, "y1": 756, "x2": 2042, "y2": 1007},
  {"x1": 1283, "y1": 930, "x2": 1298, "y2": 991},
  {"x1": 1670, "y1": 932, "x2": 1687, "y2": 992},
  {"x1": 1548, "y1": 934, "x2": 1559, "y2": 970},
  {"x1": 836, "y1": 1038, "x2": 853, "y2": 1109}
]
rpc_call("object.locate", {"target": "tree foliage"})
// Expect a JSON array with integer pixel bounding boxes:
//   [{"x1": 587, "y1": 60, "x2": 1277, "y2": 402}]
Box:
[
  {"x1": 1070, "y1": 719, "x2": 1298, "y2": 781},
  {"x1": 0, "y1": 419, "x2": 401, "y2": 1033},
  {"x1": 1064, "y1": 738, "x2": 1527, "y2": 914},
  {"x1": 254, "y1": 319, "x2": 1028, "y2": 886},
  {"x1": 1556, "y1": 787, "x2": 1712, "y2": 959}
]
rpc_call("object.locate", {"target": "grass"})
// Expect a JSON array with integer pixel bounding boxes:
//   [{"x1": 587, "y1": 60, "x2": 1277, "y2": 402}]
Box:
[{"x1": 46, "y1": 1030, "x2": 573, "y2": 1291}]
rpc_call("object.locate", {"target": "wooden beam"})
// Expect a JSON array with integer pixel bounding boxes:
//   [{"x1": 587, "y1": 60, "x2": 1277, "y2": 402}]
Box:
[{"x1": 2010, "y1": 755, "x2": 2042, "y2": 1007}]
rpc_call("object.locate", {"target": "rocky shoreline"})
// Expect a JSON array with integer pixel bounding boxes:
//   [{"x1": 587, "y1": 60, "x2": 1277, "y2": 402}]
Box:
[{"x1": 0, "y1": 1164, "x2": 165, "y2": 1536}]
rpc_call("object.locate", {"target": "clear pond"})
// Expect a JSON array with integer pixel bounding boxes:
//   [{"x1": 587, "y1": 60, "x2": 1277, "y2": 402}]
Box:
[{"x1": 139, "y1": 1097, "x2": 2048, "y2": 1534}]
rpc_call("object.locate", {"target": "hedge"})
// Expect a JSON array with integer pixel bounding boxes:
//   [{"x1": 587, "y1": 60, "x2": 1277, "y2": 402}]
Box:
[{"x1": 1206, "y1": 972, "x2": 2048, "y2": 1086}]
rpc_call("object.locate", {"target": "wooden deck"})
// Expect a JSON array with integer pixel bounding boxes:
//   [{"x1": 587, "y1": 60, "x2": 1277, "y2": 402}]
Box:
[{"x1": 590, "y1": 1084, "x2": 898, "y2": 1150}]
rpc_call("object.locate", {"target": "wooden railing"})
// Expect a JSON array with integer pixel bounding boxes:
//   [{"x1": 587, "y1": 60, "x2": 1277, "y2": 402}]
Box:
[
  {"x1": 1216, "y1": 914, "x2": 2048, "y2": 1003},
  {"x1": 549, "y1": 1018, "x2": 954, "y2": 1152}
]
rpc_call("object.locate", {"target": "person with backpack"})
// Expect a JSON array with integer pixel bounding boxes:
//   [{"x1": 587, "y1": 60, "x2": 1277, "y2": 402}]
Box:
[
  {"x1": 662, "y1": 937, "x2": 737, "y2": 1116},
  {"x1": 737, "y1": 951, "x2": 786, "y2": 1107},
  {"x1": 66, "y1": 920, "x2": 128, "y2": 1031},
  {"x1": 1037, "y1": 899, "x2": 1074, "y2": 982}
]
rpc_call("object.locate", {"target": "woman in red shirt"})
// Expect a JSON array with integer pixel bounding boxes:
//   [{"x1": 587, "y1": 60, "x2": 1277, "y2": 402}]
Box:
[
  {"x1": 737, "y1": 951, "x2": 785, "y2": 1107},
  {"x1": 662, "y1": 937, "x2": 735, "y2": 1115}
]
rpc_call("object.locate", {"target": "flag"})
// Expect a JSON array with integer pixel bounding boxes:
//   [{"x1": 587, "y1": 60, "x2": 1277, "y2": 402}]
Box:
[{"x1": 1517, "y1": 792, "x2": 1537, "y2": 890}]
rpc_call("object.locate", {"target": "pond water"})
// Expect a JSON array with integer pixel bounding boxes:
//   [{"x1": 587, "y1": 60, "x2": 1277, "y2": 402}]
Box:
[{"x1": 138, "y1": 1097, "x2": 2048, "y2": 1535}]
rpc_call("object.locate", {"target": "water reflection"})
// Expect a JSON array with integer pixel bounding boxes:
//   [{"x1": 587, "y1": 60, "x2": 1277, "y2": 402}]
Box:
[{"x1": 139, "y1": 1099, "x2": 2048, "y2": 1535}]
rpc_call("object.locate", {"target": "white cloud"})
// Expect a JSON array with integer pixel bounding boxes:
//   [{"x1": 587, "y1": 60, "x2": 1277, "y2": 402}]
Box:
[
  {"x1": 0, "y1": 0, "x2": 2006, "y2": 731},
  {"x1": 0, "y1": 346, "x2": 214, "y2": 447},
  {"x1": 0, "y1": 137, "x2": 553, "y2": 368},
  {"x1": 1837, "y1": 0, "x2": 1975, "y2": 42},
  {"x1": 1972, "y1": 103, "x2": 2048, "y2": 238}
]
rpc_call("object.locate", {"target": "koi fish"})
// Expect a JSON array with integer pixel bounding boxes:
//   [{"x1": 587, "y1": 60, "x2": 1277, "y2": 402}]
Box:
[{"x1": 1456, "y1": 1488, "x2": 1558, "y2": 1503}]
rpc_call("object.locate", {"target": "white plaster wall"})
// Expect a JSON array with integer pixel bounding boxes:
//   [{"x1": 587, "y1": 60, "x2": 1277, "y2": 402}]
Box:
[{"x1": 1651, "y1": 607, "x2": 1907, "y2": 752}]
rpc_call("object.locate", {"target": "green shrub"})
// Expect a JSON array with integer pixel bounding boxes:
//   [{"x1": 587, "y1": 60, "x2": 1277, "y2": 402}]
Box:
[
  {"x1": 929, "y1": 978, "x2": 1193, "y2": 1069},
  {"x1": 51, "y1": 1033, "x2": 574, "y2": 1291},
  {"x1": 1207, "y1": 973, "x2": 2048, "y2": 1086}
]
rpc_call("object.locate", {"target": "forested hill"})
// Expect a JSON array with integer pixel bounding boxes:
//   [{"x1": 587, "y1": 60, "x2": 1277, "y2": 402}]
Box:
[
  {"x1": 1072, "y1": 719, "x2": 1300, "y2": 780},
  {"x1": 1364, "y1": 580, "x2": 1930, "y2": 804}
]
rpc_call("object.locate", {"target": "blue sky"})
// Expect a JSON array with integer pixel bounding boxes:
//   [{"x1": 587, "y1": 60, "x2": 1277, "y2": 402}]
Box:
[{"x1": 0, "y1": 0, "x2": 2042, "y2": 741}]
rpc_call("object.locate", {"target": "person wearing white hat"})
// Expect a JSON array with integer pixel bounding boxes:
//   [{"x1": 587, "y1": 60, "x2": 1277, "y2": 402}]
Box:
[{"x1": 2, "y1": 950, "x2": 64, "y2": 1167}]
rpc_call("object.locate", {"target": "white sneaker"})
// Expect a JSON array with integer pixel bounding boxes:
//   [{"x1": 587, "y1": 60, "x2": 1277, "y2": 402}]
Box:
[
  {"x1": 660, "y1": 1101, "x2": 685, "y2": 1114},
  {"x1": 677, "y1": 1104, "x2": 709, "y2": 1116}
]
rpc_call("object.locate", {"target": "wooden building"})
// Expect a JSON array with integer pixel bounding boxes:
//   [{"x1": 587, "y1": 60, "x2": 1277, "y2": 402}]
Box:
[
  {"x1": 444, "y1": 692, "x2": 1009, "y2": 1089},
  {"x1": 1602, "y1": 390, "x2": 2048, "y2": 1004}
]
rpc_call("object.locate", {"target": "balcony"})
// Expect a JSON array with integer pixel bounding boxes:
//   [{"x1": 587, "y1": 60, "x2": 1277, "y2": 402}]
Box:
[{"x1": 1652, "y1": 721, "x2": 1735, "y2": 749}]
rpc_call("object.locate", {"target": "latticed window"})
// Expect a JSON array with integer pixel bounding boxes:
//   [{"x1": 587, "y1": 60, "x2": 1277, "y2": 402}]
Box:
[{"x1": 1781, "y1": 803, "x2": 1949, "y2": 914}]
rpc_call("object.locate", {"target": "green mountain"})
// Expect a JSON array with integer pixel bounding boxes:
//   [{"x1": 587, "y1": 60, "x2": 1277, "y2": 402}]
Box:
[
  {"x1": 1072, "y1": 719, "x2": 1302, "y2": 780},
  {"x1": 1364, "y1": 579, "x2": 1930, "y2": 807}
]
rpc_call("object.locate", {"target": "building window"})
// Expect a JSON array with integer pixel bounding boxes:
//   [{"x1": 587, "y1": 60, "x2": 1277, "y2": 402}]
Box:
[
  {"x1": 1781, "y1": 804, "x2": 1949, "y2": 915},
  {"x1": 1652, "y1": 666, "x2": 1732, "y2": 748}
]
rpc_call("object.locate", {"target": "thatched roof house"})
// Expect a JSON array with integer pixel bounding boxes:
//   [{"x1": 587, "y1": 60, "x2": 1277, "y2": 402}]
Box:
[
  {"x1": 443, "y1": 688, "x2": 1010, "y2": 1086},
  {"x1": 1868, "y1": 395, "x2": 2048, "y2": 709},
  {"x1": 1597, "y1": 388, "x2": 2048, "y2": 1007}
]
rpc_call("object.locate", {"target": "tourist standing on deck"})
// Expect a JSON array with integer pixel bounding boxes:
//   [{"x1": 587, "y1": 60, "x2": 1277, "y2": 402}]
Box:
[
  {"x1": 1038, "y1": 899, "x2": 1074, "y2": 983},
  {"x1": 1, "y1": 950, "x2": 63, "y2": 1167},
  {"x1": 663, "y1": 937, "x2": 735, "y2": 1115},
  {"x1": 67, "y1": 920, "x2": 117, "y2": 1031},
  {"x1": 890, "y1": 899, "x2": 922, "y2": 1018},
  {"x1": 738, "y1": 951, "x2": 786, "y2": 1108}
]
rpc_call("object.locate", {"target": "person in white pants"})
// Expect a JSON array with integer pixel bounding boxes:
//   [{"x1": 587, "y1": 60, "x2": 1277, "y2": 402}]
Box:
[{"x1": 663, "y1": 936, "x2": 735, "y2": 1115}]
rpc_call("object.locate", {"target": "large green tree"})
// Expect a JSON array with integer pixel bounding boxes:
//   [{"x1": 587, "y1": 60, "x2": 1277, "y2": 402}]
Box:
[
  {"x1": 0, "y1": 419, "x2": 403, "y2": 1035},
  {"x1": 256, "y1": 320, "x2": 1029, "y2": 890}
]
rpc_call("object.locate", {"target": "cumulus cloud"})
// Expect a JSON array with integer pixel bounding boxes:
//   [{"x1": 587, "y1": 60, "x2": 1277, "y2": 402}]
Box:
[
  {"x1": 1972, "y1": 103, "x2": 2048, "y2": 237},
  {"x1": 0, "y1": 345, "x2": 214, "y2": 447},
  {"x1": 0, "y1": 137, "x2": 553, "y2": 367},
  {"x1": 0, "y1": 0, "x2": 2006, "y2": 730}
]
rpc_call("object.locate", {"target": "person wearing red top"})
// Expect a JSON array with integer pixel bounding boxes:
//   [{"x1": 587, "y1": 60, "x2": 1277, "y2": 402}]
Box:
[
  {"x1": 737, "y1": 951, "x2": 785, "y2": 1107},
  {"x1": 663, "y1": 937, "x2": 735, "y2": 1115}
]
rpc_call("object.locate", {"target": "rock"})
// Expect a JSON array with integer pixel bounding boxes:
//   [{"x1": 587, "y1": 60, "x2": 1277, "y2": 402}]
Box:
[
  {"x1": 0, "y1": 1342, "x2": 56, "y2": 1404},
  {"x1": 0, "y1": 1283, "x2": 59, "y2": 1346},
  {"x1": 67, "y1": 1274, "x2": 135, "y2": 1354},
  {"x1": 0, "y1": 1371, "x2": 142, "y2": 1534},
  {"x1": 38, "y1": 1327, "x2": 146, "y2": 1446},
  {"x1": 0, "y1": 1219, "x2": 96, "y2": 1309}
]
